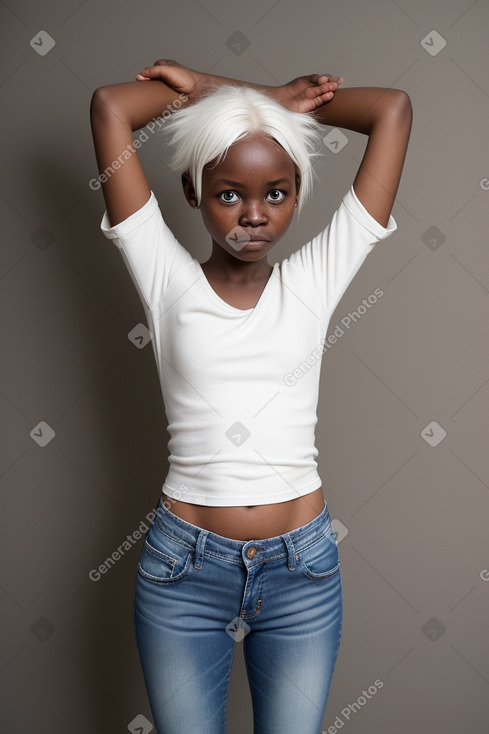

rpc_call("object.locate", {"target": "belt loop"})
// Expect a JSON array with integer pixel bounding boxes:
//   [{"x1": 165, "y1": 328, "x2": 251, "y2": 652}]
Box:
[
  {"x1": 282, "y1": 533, "x2": 297, "y2": 571},
  {"x1": 194, "y1": 529, "x2": 209, "y2": 570}
]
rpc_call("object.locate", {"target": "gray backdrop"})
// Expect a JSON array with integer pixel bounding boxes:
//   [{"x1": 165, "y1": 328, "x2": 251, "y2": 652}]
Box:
[{"x1": 1, "y1": 0, "x2": 488, "y2": 732}]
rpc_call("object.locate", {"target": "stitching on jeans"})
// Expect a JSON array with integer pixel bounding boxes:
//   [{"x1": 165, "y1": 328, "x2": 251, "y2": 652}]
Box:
[
  {"x1": 203, "y1": 550, "x2": 287, "y2": 565},
  {"x1": 143, "y1": 540, "x2": 178, "y2": 565},
  {"x1": 153, "y1": 526, "x2": 194, "y2": 551},
  {"x1": 302, "y1": 561, "x2": 340, "y2": 581},
  {"x1": 246, "y1": 598, "x2": 262, "y2": 619},
  {"x1": 152, "y1": 525, "x2": 333, "y2": 562},
  {"x1": 295, "y1": 529, "x2": 334, "y2": 554},
  {"x1": 137, "y1": 551, "x2": 192, "y2": 585}
]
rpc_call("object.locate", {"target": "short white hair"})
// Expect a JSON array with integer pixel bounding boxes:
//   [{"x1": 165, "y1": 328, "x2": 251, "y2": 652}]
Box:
[{"x1": 160, "y1": 85, "x2": 324, "y2": 213}]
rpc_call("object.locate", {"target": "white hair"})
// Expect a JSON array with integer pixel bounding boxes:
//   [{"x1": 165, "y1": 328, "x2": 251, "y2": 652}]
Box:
[{"x1": 160, "y1": 85, "x2": 324, "y2": 213}]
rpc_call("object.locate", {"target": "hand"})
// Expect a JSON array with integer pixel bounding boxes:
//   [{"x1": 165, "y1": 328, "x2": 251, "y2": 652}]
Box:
[
  {"x1": 136, "y1": 59, "x2": 214, "y2": 101},
  {"x1": 274, "y1": 73, "x2": 344, "y2": 113}
]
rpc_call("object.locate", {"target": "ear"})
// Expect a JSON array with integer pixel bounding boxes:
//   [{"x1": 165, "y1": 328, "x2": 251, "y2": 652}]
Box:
[
  {"x1": 295, "y1": 172, "x2": 301, "y2": 207},
  {"x1": 181, "y1": 173, "x2": 199, "y2": 209}
]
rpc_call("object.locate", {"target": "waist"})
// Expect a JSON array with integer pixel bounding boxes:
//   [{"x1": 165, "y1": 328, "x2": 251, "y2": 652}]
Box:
[{"x1": 161, "y1": 487, "x2": 325, "y2": 540}]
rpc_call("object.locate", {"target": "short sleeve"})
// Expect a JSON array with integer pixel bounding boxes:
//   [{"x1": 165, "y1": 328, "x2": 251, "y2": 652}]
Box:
[
  {"x1": 100, "y1": 191, "x2": 194, "y2": 311},
  {"x1": 287, "y1": 186, "x2": 397, "y2": 315}
]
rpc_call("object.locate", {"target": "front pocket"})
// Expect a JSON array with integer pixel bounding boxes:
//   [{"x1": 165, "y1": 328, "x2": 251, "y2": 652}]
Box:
[
  {"x1": 299, "y1": 531, "x2": 340, "y2": 581},
  {"x1": 137, "y1": 538, "x2": 192, "y2": 585}
]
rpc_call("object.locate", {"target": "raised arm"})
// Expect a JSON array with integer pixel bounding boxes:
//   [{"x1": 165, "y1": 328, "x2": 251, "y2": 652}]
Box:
[
  {"x1": 90, "y1": 64, "x2": 203, "y2": 226},
  {"x1": 309, "y1": 82, "x2": 413, "y2": 227},
  {"x1": 90, "y1": 60, "x2": 341, "y2": 226}
]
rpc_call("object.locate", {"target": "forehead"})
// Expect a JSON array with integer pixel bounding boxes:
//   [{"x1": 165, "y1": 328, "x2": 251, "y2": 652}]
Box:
[{"x1": 205, "y1": 133, "x2": 296, "y2": 181}]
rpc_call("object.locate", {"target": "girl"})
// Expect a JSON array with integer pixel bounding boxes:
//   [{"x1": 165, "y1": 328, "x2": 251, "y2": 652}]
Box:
[{"x1": 91, "y1": 59, "x2": 412, "y2": 734}]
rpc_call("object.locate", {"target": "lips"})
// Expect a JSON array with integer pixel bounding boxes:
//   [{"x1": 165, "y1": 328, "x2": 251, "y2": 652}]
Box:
[
  {"x1": 245, "y1": 236, "x2": 270, "y2": 245},
  {"x1": 243, "y1": 239, "x2": 269, "y2": 248}
]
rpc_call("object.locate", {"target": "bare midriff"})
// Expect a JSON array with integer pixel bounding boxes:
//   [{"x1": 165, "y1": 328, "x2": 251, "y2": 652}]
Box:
[{"x1": 162, "y1": 486, "x2": 325, "y2": 541}]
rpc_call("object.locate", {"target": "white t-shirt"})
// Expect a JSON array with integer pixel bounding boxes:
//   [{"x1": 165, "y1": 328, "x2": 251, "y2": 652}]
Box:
[{"x1": 101, "y1": 188, "x2": 396, "y2": 506}]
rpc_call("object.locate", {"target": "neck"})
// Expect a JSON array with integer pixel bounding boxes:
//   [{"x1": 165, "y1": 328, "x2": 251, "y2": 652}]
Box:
[{"x1": 202, "y1": 246, "x2": 272, "y2": 282}]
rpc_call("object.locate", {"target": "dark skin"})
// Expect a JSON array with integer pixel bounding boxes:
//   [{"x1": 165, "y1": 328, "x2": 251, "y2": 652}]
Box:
[
  {"x1": 167, "y1": 131, "x2": 328, "y2": 539},
  {"x1": 91, "y1": 60, "x2": 411, "y2": 540},
  {"x1": 183, "y1": 132, "x2": 299, "y2": 307}
]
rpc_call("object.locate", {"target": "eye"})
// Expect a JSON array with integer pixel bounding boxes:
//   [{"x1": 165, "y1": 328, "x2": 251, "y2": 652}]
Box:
[
  {"x1": 219, "y1": 190, "x2": 239, "y2": 203},
  {"x1": 267, "y1": 189, "x2": 286, "y2": 202}
]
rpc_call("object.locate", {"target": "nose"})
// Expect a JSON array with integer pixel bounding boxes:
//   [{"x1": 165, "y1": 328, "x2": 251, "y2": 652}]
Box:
[{"x1": 239, "y1": 199, "x2": 268, "y2": 227}]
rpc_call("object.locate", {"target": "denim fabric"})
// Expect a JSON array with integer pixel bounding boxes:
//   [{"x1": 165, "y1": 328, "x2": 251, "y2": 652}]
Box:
[{"x1": 133, "y1": 497, "x2": 343, "y2": 734}]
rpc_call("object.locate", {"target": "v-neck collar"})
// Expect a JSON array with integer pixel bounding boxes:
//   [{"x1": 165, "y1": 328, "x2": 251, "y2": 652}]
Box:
[{"x1": 195, "y1": 261, "x2": 277, "y2": 314}]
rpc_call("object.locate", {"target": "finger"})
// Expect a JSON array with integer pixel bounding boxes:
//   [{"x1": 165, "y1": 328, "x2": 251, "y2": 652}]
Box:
[
  {"x1": 138, "y1": 61, "x2": 173, "y2": 77},
  {"x1": 306, "y1": 80, "x2": 339, "y2": 98},
  {"x1": 138, "y1": 65, "x2": 161, "y2": 77},
  {"x1": 309, "y1": 73, "x2": 329, "y2": 84},
  {"x1": 154, "y1": 58, "x2": 178, "y2": 67},
  {"x1": 311, "y1": 73, "x2": 343, "y2": 86},
  {"x1": 311, "y1": 73, "x2": 332, "y2": 83},
  {"x1": 309, "y1": 91, "x2": 335, "y2": 110}
]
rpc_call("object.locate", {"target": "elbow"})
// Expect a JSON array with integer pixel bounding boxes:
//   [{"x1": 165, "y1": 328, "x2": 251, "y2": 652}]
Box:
[
  {"x1": 90, "y1": 86, "x2": 107, "y2": 116},
  {"x1": 90, "y1": 86, "x2": 117, "y2": 124},
  {"x1": 390, "y1": 89, "x2": 413, "y2": 126},
  {"x1": 90, "y1": 87, "x2": 104, "y2": 123},
  {"x1": 373, "y1": 89, "x2": 412, "y2": 139}
]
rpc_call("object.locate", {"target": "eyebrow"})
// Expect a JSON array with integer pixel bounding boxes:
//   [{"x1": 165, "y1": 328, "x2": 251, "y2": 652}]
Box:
[{"x1": 213, "y1": 178, "x2": 292, "y2": 187}]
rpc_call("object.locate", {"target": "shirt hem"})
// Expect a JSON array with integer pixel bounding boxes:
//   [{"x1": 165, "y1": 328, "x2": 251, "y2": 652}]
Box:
[
  {"x1": 345, "y1": 185, "x2": 397, "y2": 238},
  {"x1": 100, "y1": 190, "x2": 158, "y2": 244},
  {"x1": 162, "y1": 478, "x2": 323, "y2": 507}
]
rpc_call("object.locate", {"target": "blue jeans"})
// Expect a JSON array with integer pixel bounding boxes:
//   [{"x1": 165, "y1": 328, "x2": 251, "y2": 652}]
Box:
[{"x1": 133, "y1": 496, "x2": 343, "y2": 734}]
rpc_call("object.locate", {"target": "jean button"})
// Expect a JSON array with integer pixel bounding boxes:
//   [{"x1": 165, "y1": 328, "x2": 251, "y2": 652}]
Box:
[{"x1": 246, "y1": 546, "x2": 257, "y2": 559}]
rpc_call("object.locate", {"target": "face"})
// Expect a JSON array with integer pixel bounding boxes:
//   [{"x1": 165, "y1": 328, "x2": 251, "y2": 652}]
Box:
[{"x1": 184, "y1": 133, "x2": 300, "y2": 263}]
